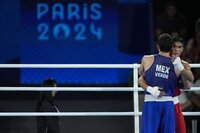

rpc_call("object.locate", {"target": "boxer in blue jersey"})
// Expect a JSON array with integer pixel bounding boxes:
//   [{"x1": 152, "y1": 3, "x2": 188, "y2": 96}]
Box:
[
  {"x1": 138, "y1": 35, "x2": 194, "y2": 133},
  {"x1": 138, "y1": 33, "x2": 184, "y2": 133}
]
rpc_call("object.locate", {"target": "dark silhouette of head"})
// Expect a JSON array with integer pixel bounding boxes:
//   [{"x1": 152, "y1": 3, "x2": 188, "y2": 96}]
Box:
[
  {"x1": 165, "y1": 1, "x2": 176, "y2": 17},
  {"x1": 157, "y1": 33, "x2": 173, "y2": 52},
  {"x1": 39, "y1": 78, "x2": 57, "y2": 102},
  {"x1": 42, "y1": 78, "x2": 57, "y2": 87}
]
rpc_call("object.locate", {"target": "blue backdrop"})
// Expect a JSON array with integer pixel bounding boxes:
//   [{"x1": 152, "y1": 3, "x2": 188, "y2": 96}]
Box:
[{"x1": 0, "y1": 0, "x2": 152, "y2": 85}]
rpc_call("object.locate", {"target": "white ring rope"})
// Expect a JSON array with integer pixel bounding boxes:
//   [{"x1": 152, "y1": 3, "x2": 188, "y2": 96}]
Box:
[
  {"x1": 0, "y1": 87, "x2": 139, "y2": 91},
  {"x1": 0, "y1": 63, "x2": 199, "y2": 68},
  {"x1": 0, "y1": 87, "x2": 199, "y2": 91},
  {"x1": 0, "y1": 64, "x2": 139, "y2": 68},
  {"x1": 0, "y1": 112, "x2": 141, "y2": 117},
  {"x1": 0, "y1": 112, "x2": 200, "y2": 117}
]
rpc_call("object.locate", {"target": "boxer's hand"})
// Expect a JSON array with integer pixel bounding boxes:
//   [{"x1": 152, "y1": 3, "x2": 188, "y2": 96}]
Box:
[
  {"x1": 173, "y1": 57, "x2": 184, "y2": 71},
  {"x1": 147, "y1": 86, "x2": 161, "y2": 97}
]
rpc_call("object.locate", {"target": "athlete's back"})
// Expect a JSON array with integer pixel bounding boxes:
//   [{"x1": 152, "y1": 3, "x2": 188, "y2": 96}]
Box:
[{"x1": 144, "y1": 54, "x2": 177, "y2": 96}]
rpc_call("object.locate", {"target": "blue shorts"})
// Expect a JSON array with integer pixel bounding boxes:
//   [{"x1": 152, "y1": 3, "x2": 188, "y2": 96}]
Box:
[{"x1": 141, "y1": 101, "x2": 175, "y2": 133}]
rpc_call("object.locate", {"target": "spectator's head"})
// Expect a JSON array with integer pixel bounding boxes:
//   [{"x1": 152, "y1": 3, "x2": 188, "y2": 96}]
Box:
[
  {"x1": 171, "y1": 35, "x2": 184, "y2": 57},
  {"x1": 165, "y1": 1, "x2": 176, "y2": 17},
  {"x1": 157, "y1": 33, "x2": 172, "y2": 52}
]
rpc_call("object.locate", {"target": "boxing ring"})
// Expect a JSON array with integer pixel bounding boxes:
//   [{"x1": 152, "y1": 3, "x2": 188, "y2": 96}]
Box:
[{"x1": 0, "y1": 64, "x2": 200, "y2": 133}]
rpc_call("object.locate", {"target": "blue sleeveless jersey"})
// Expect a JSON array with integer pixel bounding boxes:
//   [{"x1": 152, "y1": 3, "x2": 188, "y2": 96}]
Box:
[{"x1": 144, "y1": 54, "x2": 177, "y2": 96}]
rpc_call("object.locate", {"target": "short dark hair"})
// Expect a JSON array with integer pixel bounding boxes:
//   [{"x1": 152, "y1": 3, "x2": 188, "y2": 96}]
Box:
[
  {"x1": 172, "y1": 35, "x2": 184, "y2": 46},
  {"x1": 157, "y1": 33, "x2": 172, "y2": 52},
  {"x1": 42, "y1": 78, "x2": 57, "y2": 87}
]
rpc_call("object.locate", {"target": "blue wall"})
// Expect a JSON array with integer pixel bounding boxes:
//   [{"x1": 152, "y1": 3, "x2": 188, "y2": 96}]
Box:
[{"x1": 0, "y1": 0, "x2": 153, "y2": 85}]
